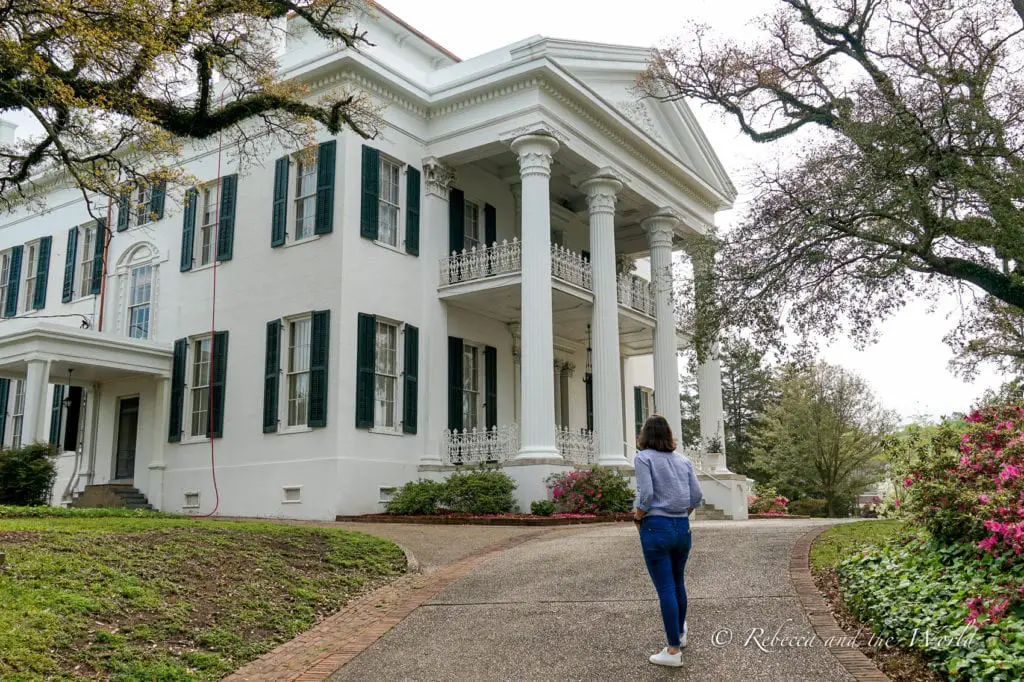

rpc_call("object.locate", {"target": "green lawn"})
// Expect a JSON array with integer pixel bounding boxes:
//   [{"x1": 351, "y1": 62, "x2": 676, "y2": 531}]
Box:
[
  {"x1": 809, "y1": 519, "x2": 907, "y2": 572},
  {"x1": 0, "y1": 512, "x2": 406, "y2": 681}
]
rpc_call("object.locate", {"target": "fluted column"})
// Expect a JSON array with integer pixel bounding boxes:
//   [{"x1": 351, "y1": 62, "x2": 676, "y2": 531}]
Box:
[
  {"x1": 643, "y1": 211, "x2": 683, "y2": 446},
  {"x1": 23, "y1": 358, "x2": 50, "y2": 445},
  {"x1": 421, "y1": 158, "x2": 458, "y2": 465},
  {"x1": 510, "y1": 134, "x2": 561, "y2": 461},
  {"x1": 580, "y1": 172, "x2": 627, "y2": 465},
  {"x1": 691, "y1": 244, "x2": 729, "y2": 471}
]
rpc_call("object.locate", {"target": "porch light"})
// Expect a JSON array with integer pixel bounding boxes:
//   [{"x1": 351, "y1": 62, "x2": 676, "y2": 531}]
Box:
[
  {"x1": 585, "y1": 324, "x2": 592, "y2": 374},
  {"x1": 62, "y1": 369, "x2": 74, "y2": 408}
]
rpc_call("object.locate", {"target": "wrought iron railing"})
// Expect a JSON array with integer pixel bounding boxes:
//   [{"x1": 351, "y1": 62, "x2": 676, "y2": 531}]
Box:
[
  {"x1": 556, "y1": 426, "x2": 596, "y2": 465},
  {"x1": 441, "y1": 424, "x2": 598, "y2": 466},
  {"x1": 617, "y1": 274, "x2": 655, "y2": 316},
  {"x1": 439, "y1": 240, "x2": 594, "y2": 292},
  {"x1": 550, "y1": 244, "x2": 592, "y2": 290}
]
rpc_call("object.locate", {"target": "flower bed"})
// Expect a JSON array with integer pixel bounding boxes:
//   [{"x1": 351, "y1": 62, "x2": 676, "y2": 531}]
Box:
[
  {"x1": 747, "y1": 512, "x2": 809, "y2": 519},
  {"x1": 335, "y1": 512, "x2": 635, "y2": 526}
]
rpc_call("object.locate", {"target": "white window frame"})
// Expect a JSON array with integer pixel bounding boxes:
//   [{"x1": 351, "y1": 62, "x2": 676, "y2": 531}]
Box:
[
  {"x1": 10, "y1": 379, "x2": 25, "y2": 449},
  {"x1": 113, "y1": 242, "x2": 164, "y2": 341},
  {"x1": 376, "y1": 156, "x2": 404, "y2": 249},
  {"x1": 462, "y1": 343, "x2": 483, "y2": 430},
  {"x1": 0, "y1": 249, "x2": 12, "y2": 314},
  {"x1": 464, "y1": 200, "x2": 482, "y2": 251},
  {"x1": 196, "y1": 182, "x2": 219, "y2": 268},
  {"x1": 291, "y1": 147, "x2": 318, "y2": 243},
  {"x1": 281, "y1": 314, "x2": 313, "y2": 431},
  {"x1": 77, "y1": 222, "x2": 97, "y2": 300},
  {"x1": 22, "y1": 240, "x2": 39, "y2": 313},
  {"x1": 185, "y1": 334, "x2": 213, "y2": 442},
  {"x1": 372, "y1": 319, "x2": 402, "y2": 433},
  {"x1": 126, "y1": 263, "x2": 153, "y2": 339}
]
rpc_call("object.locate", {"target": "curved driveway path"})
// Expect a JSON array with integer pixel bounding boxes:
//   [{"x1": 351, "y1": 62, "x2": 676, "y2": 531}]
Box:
[{"x1": 328, "y1": 519, "x2": 857, "y2": 681}]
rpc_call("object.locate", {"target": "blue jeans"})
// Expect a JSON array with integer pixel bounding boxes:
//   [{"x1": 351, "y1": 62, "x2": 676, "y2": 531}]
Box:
[{"x1": 639, "y1": 515, "x2": 692, "y2": 647}]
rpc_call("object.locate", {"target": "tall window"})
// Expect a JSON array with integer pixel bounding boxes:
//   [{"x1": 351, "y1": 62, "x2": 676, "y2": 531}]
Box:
[
  {"x1": 639, "y1": 387, "x2": 653, "y2": 423},
  {"x1": 22, "y1": 241, "x2": 38, "y2": 312},
  {"x1": 198, "y1": 184, "x2": 217, "y2": 266},
  {"x1": 10, "y1": 380, "x2": 25, "y2": 448},
  {"x1": 462, "y1": 345, "x2": 480, "y2": 429},
  {"x1": 127, "y1": 264, "x2": 152, "y2": 339},
  {"x1": 78, "y1": 223, "x2": 96, "y2": 298},
  {"x1": 135, "y1": 185, "x2": 154, "y2": 226},
  {"x1": 378, "y1": 158, "x2": 401, "y2": 247},
  {"x1": 294, "y1": 148, "x2": 317, "y2": 241},
  {"x1": 464, "y1": 201, "x2": 482, "y2": 250},
  {"x1": 374, "y1": 321, "x2": 398, "y2": 429},
  {"x1": 189, "y1": 336, "x2": 212, "y2": 438},
  {"x1": 287, "y1": 317, "x2": 311, "y2": 427},
  {"x1": 0, "y1": 249, "x2": 11, "y2": 312}
]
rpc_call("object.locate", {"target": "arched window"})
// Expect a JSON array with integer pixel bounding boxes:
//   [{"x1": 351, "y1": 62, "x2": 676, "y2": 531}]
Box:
[{"x1": 114, "y1": 242, "x2": 165, "y2": 340}]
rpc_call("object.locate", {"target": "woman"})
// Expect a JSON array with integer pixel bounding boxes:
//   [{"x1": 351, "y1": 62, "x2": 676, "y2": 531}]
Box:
[{"x1": 633, "y1": 414, "x2": 703, "y2": 667}]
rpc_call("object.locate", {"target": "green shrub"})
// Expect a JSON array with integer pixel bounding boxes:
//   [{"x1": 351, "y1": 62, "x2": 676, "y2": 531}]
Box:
[
  {"x1": 0, "y1": 505, "x2": 170, "y2": 518},
  {"x1": 0, "y1": 443, "x2": 58, "y2": 506},
  {"x1": 440, "y1": 470, "x2": 516, "y2": 515},
  {"x1": 747, "y1": 483, "x2": 789, "y2": 514},
  {"x1": 788, "y1": 498, "x2": 828, "y2": 517},
  {"x1": 530, "y1": 500, "x2": 556, "y2": 516},
  {"x1": 547, "y1": 468, "x2": 633, "y2": 514},
  {"x1": 384, "y1": 480, "x2": 444, "y2": 515},
  {"x1": 838, "y1": 535, "x2": 1024, "y2": 680}
]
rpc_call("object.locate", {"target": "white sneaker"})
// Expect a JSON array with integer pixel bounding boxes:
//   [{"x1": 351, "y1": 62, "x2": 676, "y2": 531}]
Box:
[{"x1": 649, "y1": 648, "x2": 683, "y2": 667}]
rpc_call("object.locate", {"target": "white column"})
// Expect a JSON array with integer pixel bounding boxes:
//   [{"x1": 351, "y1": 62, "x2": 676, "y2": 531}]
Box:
[
  {"x1": 691, "y1": 244, "x2": 730, "y2": 471},
  {"x1": 643, "y1": 211, "x2": 683, "y2": 446},
  {"x1": 580, "y1": 172, "x2": 627, "y2": 465},
  {"x1": 421, "y1": 158, "x2": 458, "y2": 465},
  {"x1": 510, "y1": 134, "x2": 561, "y2": 461},
  {"x1": 22, "y1": 358, "x2": 50, "y2": 445},
  {"x1": 147, "y1": 376, "x2": 170, "y2": 509}
]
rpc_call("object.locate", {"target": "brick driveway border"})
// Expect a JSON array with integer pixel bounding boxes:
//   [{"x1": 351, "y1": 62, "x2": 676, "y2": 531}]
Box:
[
  {"x1": 223, "y1": 528, "x2": 557, "y2": 682},
  {"x1": 790, "y1": 525, "x2": 890, "y2": 682}
]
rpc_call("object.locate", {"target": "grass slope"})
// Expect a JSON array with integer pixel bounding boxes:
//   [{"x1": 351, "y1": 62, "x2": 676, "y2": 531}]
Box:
[
  {"x1": 809, "y1": 519, "x2": 904, "y2": 572},
  {"x1": 0, "y1": 515, "x2": 406, "y2": 681}
]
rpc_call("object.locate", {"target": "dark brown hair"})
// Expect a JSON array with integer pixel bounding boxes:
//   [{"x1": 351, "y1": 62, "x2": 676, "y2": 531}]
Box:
[{"x1": 637, "y1": 414, "x2": 676, "y2": 452}]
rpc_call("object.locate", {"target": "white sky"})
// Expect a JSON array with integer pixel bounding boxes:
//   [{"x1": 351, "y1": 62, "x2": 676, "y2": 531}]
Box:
[
  {"x1": 379, "y1": 0, "x2": 1005, "y2": 421},
  {"x1": 2, "y1": 0, "x2": 1006, "y2": 421}
]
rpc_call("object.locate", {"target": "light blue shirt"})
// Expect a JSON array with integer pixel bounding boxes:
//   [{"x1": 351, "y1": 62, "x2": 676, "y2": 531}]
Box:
[{"x1": 634, "y1": 449, "x2": 704, "y2": 517}]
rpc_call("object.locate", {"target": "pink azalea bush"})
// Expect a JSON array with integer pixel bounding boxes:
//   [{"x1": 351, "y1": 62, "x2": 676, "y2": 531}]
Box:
[
  {"x1": 545, "y1": 468, "x2": 633, "y2": 514},
  {"x1": 904, "y1": 404, "x2": 1024, "y2": 626},
  {"x1": 747, "y1": 484, "x2": 790, "y2": 515}
]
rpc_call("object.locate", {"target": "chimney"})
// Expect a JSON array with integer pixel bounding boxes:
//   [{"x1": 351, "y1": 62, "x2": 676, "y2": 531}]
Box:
[{"x1": 0, "y1": 119, "x2": 17, "y2": 144}]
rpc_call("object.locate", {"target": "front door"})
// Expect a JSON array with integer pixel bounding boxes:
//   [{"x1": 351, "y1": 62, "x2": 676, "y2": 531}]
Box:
[{"x1": 115, "y1": 397, "x2": 139, "y2": 481}]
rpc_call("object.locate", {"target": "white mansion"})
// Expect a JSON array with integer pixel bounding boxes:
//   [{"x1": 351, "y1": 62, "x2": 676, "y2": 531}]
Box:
[{"x1": 0, "y1": 6, "x2": 751, "y2": 520}]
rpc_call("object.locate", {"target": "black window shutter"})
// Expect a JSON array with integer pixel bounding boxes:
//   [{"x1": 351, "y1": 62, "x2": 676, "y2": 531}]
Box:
[
  {"x1": 484, "y1": 203, "x2": 497, "y2": 247},
  {"x1": 634, "y1": 386, "x2": 644, "y2": 437},
  {"x1": 360, "y1": 145, "x2": 380, "y2": 240},
  {"x1": 309, "y1": 310, "x2": 330, "y2": 428},
  {"x1": 263, "y1": 320, "x2": 281, "y2": 433},
  {"x1": 181, "y1": 187, "x2": 197, "y2": 272},
  {"x1": 585, "y1": 373, "x2": 594, "y2": 432},
  {"x1": 405, "y1": 166, "x2": 421, "y2": 255},
  {"x1": 271, "y1": 156, "x2": 289, "y2": 247},
  {"x1": 150, "y1": 180, "x2": 166, "y2": 220},
  {"x1": 63, "y1": 387, "x2": 82, "y2": 452},
  {"x1": 62, "y1": 226, "x2": 78, "y2": 303},
  {"x1": 169, "y1": 338, "x2": 187, "y2": 442},
  {"x1": 117, "y1": 193, "x2": 130, "y2": 232},
  {"x1": 0, "y1": 378, "x2": 8, "y2": 444},
  {"x1": 210, "y1": 331, "x2": 229, "y2": 439},
  {"x1": 89, "y1": 219, "x2": 105, "y2": 295},
  {"x1": 315, "y1": 141, "x2": 336, "y2": 235},
  {"x1": 448, "y1": 336, "x2": 464, "y2": 431},
  {"x1": 581, "y1": 250, "x2": 590, "y2": 263},
  {"x1": 33, "y1": 236, "x2": 51, "y2": 310},
  {"x1": 3, "y1": 245, "x2": 22, "y2": 318},
  {"x1": 402, "y1": 325, "x2": 419, "y2": 434},
  {"x1": 484, "y1": 345, "x2": 497, "y2": 429},
  {"x1": 217, "y1": 174, "x2": 238, "y2": 261},
  {"x1": 49, "y1": 385, "x2": 64, "y2": 446},
  {"x1": 355, "y1": 313, "x2": 377, "y2": 428},
  {"x1": 448, "y1": 188, "x2": 465, "y2": 254}
]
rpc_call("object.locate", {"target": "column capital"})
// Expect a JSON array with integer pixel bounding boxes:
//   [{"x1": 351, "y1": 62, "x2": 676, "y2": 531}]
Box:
[
  {"x1": 510, "y1": 135, "x2": 560, "y2": 178},
  {"x1": 423, "y1": 157, "x2": 457, "y2": 198},
  {"x1": 642, "y1": 208, "x2": 681, "y2": 247},
  {"x1": 579, "y1": 170, "x2": 623, "y2": 215}
]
